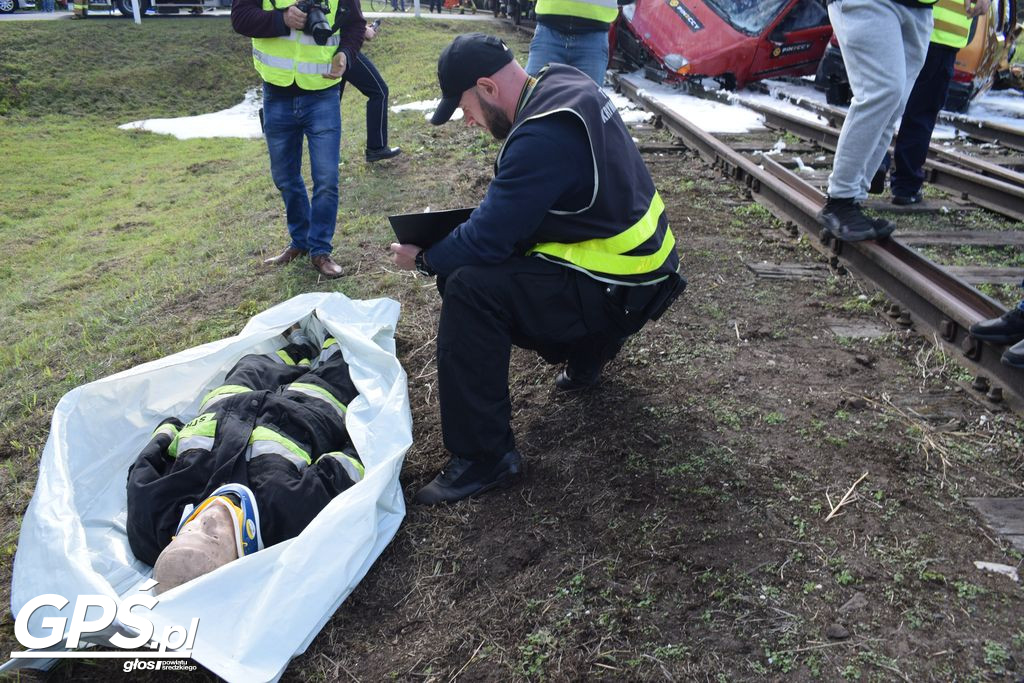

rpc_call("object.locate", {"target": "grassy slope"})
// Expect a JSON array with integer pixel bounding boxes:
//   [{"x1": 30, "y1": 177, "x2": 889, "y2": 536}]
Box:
[{"x1": 0, "y1": 14, "x2": 519, "y2": 625}]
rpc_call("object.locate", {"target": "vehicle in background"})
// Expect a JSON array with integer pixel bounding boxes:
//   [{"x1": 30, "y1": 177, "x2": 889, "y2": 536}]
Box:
[
  {"x1": 815, "y1": 0, "x2": 1019, "y2": 112},
  {"x1": 614, "y1": 0, "x2": 833, "y2": 89},
  {"x1": 77, "y1": 0, "x2": 229, "y2": 16},
  {"x1": 0, "y1": 0, "x2": 36, "y2": 13}
]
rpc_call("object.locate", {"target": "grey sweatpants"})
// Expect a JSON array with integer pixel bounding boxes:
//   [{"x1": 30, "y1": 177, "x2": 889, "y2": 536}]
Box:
[{"x1": 827, "y1": 0, "x2": 932, "y2": 200}]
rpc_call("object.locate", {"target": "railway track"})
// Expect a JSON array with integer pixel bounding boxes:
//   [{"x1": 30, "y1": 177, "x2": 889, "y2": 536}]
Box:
[{"x1": 611, "y1": 71, "x2": 1024, "y2": 409}]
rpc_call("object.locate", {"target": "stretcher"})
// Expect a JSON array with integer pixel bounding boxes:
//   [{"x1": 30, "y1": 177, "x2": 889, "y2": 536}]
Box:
[{"x1": 6, "y1": 293, "x2": 411, "y2": 682}]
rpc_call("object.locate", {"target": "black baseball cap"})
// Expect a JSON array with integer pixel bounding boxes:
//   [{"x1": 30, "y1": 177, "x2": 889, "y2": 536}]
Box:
[{"x1": 431, "y1": 33, "x2": 515, "y2": 126}]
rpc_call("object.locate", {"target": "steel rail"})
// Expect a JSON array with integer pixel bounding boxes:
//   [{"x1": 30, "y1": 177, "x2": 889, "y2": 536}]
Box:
[
  {"x1": 938, "y1": 111, "x2": 1024, "y2": 153},
  {"x1": 612, "y1": 72, "x2": 1024, "y2": 406},
  {"x1": 748, "y1": 105, "x2": 1024, "y2": 221},
  {"x1": 739, "y1": 85, "x2": 1024, "y2": 189}
]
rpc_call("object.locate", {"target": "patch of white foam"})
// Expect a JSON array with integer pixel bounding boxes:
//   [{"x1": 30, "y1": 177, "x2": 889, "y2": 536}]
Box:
[
  {"x1": 119, "y1": 88, "x2": 263, "y2": 140},
  {"x1": 390, "y1": 99, "x2": 463, "y2": 122},
  {"x1": 619, "y1": 72, "x2": 765, "y2": 133},
  {"x1": 603, "y1": 88, "x2": 654, "y2": 125}
]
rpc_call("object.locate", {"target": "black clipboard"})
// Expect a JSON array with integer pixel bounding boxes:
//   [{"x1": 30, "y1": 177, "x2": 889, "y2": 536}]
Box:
[{"x1": 388, "y1": 207, "x2": 475, "y2": 247}]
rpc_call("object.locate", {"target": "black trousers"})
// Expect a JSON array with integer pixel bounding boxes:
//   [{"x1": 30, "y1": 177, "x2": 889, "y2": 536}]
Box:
[
  {"x1": 890, "y1": 42, "x2": 958, "y2": 197},
  {"x1": 436, "y1": 257, "x2": 656, "y2": 462},
  {"x1": 340, "y1": 53, "x2": 389, "y2": 152}
]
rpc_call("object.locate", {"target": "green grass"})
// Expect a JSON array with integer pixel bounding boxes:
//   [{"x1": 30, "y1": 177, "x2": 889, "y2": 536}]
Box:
[{"x1": 0, "y1": 16, "x2": 531, "y2": 615}]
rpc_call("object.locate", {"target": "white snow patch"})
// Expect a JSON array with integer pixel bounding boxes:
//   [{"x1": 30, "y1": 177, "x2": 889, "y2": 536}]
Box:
[
  {"x1": 390, "y1": 99, "x2": 463, "y2": 122},
  {"x1": 119, "y1": 88, "x2": 263, "y2": 140},
  {"x1": 974, "y1": 561, "x2": 1020, "y2": 582},
  {"x1": 619, "y1": 72, "x2": 765, "y2": 133},
  {"x1": 603, "y1": 87, "x2": 654, "y2": 125}
]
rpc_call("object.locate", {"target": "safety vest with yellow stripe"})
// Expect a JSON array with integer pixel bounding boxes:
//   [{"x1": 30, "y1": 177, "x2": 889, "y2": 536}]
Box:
[
  {"x1": 931, "y1": 0, "x2": 974, "y2": 49},
  {"x1": 251, "y1": 0, "x2": 344, "y2": 90},
  {"x1": 497, "y1": 64, "x2": 679, "y2": 286},
  {"x1": 534, "y1": 0, "x2": 617, "y2": 23}
]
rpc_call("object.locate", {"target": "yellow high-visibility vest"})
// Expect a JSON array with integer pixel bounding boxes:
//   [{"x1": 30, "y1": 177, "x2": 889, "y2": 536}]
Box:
[
  {"x1": 534, "y1": 0, "x2": 617, "y2": 24},
  {"x1": 251, "y1": 0, "x2": 343, "y2": 90},
  {"x1": 931, "y1": 0, "x2": 974, "y2": 49}
]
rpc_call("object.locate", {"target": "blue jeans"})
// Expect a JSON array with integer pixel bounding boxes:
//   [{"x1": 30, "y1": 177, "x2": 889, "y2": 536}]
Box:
[
  {"x1": 524, "y1": 23, "x2": 610, "y2": 86},
  {"x1": 262, "y1": 83, "x2": 341, "y2": 257}
]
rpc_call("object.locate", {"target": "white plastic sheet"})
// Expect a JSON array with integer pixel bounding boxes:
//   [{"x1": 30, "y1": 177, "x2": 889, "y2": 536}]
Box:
[{"x1": 10, "y1": 293, "x2": 411, "y2": 682}]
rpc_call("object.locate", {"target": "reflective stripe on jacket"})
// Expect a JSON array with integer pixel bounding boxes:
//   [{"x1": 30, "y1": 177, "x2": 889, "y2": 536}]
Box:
[
  {"x1": 252, "y1": 0, "x2": 342, "y2": 89},
  {"x1": 497, "y1": 64, "x2": 678, "y2": 285},
  {"x1": 931, "y1": 0, "x2": 973, "y2": 49},
  {"x1": 534, "y1": 0, "x2": 617, "y2": 22}
]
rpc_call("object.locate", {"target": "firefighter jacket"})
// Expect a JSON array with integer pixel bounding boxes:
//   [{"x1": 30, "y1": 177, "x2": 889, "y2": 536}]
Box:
[
  {"x1": 126, "y1": 344, "x2": 361, "y2": 566},
  {"x1": 498, "y1": 64, "x2": 680, "y2": 286}
]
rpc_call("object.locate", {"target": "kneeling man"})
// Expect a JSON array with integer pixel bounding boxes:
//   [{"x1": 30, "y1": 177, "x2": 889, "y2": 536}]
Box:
[
  {"x1": 126, "y1": 327, "x2": 364, "y2": 593},
  {"x1": 389, "y1": 34, "x2": 685, "y2": 506}
]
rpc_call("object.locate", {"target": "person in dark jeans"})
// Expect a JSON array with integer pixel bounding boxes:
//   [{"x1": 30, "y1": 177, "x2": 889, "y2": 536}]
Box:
[
  {"x1": 887, "y1": 0, "x2": 989, "y2": 205},
  {"x1": 342, "y1": 22, "x2": 401, "y2": 162}
]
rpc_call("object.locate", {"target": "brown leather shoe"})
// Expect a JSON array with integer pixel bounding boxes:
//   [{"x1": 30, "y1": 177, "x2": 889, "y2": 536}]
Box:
[
  {"x1": 263, "y1": 246, "x2": 307, "y2": 266},
  {"x1": 311, "y1": 254, "x2": 343, "y2": 279}
]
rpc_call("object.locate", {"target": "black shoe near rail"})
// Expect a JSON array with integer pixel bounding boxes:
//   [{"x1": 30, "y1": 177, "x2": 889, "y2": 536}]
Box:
[
  {"x1": 969, "y1": 308, "x2": 1024, "y2": 345},
  {"x1": 1002, "y1": 338, "x2": 1024, "y2": 368},
  {"x1": 817, "y1": 196, "x2": 880, "y2": 242},
  {"x1": 892, "y1": 191, "x2": 923, "y2": 206},
  {"x1": 413, "y1": 450, "x2": 522, "y2": 505},
  {"x1": 366, "y1": 146, "x2": 401, "y2": 162}
]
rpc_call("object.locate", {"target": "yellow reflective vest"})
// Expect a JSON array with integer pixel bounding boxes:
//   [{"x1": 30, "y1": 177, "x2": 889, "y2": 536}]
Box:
[
  {"x1": 931, "y1": 0, "x2": 974, "y2": 49},
  {"x1": 534, "y1": 0, "x2": 618, "y2": 24},
  {"x1": 252, "y1": 0, "x2": 343, "y2": 90}
]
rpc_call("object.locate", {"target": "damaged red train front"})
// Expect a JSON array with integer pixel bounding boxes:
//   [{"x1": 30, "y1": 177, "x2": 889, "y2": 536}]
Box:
[{"x1": 615, "y1": 0, "x2": 833, "y2": 89}]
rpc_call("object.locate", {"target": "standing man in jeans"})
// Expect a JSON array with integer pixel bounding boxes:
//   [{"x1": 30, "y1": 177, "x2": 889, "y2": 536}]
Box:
[
  {"x1": 817, "y1": 0, "x2": 939, "y2": 242},
  {"x1": 524, "y1": 0, "x2": 628, "y2": 86},
  {"x1": 232, "y1": 0, "x2": 365, "y2": 279}
]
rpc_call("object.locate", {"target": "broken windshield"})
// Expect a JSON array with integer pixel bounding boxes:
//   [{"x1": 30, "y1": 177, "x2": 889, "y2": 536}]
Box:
[{"x1": 702, "y1": 0, "x2": 791, "y2": 36}]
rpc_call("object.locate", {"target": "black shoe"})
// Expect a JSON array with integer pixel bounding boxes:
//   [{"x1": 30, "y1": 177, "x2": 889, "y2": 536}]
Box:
[
  {"x1": 817, "y1": 197, "x2": 879, "y2": 242},
  {"x1": 892, "y1": 192, "x2": 923, "y2": 206},
  {"x1": 554, "y1": 366, "x2": 602, "y2": 391},
  {"x1": 366, "y1": 146, "x2": 401, "y2": 162},
  {"x1": 871, "y1": 216, "x2": 895, "y2": 239},
  {"x1": 1002, "y1": 338, "x2": 1024, "y2": 368},
  {"x1": 970, "y1": 308, "x2": 1024, "y2": 345},
  {"x1": 413, "y1": 451, "x2": 522, "y2": 505}
]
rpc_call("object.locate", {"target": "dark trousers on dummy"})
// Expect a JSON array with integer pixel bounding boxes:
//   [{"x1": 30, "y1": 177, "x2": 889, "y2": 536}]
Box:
[
  {"x1": 436, "y1": 257, "x2": 656, "y2": 464},
  {"x1": 889, "y1": 43, "x2": 958, "y2": 198}
]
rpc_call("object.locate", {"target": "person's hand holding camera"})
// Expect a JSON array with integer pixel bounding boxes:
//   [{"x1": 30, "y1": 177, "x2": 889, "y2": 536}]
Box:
[{"x1": 284, "y1": 4, "x2": 307, "y2": 29}]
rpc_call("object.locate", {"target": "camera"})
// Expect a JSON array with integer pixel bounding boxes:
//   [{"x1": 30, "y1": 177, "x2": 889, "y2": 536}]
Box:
[{"x1": 294, "y1": 0, "x2": 334, "y2": 45}]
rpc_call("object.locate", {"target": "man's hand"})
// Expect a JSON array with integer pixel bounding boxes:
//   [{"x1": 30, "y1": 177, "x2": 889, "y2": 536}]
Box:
[
  {"x1": 323, "y1": 51, "x2": 348, "y2": 79},
  {"x1": 365, "y1": 25, "x2": 377, "y2": 40},
  {"x1": 284, "y1": 5, "x2": 306, "y2": 29},
  {"x1": 964, "y1": 0, "x2": 989, "y2": 18},
  {"x1": 389, "y1": 243, "x2": 421, "y2": 270}
]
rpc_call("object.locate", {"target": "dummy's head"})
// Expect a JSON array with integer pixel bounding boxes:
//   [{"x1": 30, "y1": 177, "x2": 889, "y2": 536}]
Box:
[
  {"x1": 153, "y1": 498, "x2": 240, "y2": 595},
  {"x1": 431, "y1": 33, "x2": 526, "y2": 138}
]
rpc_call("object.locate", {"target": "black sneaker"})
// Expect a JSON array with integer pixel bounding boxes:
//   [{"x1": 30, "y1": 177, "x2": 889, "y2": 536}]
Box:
[
  {"x1": 413, "y1": 451, "x2": 522, "y2": 505},
  {"x1": 366, "y1": 146, "x2": 401, "y2": 162},
  {"x1": 970, "y1": 307, "x2": 1024, "y2": 345},
  {"x1": 871, "y1": 216, "x2": 895, "y2": 239},
  {"x1": 1002, "y1": 338, "x2": 1024, "y2": 368},
  {"x1": 892, "y1": 192, "x2": 923, "y2": 206},
  {"x1": 818, "y1": 196, "x2": 879, "y2": 242}
]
